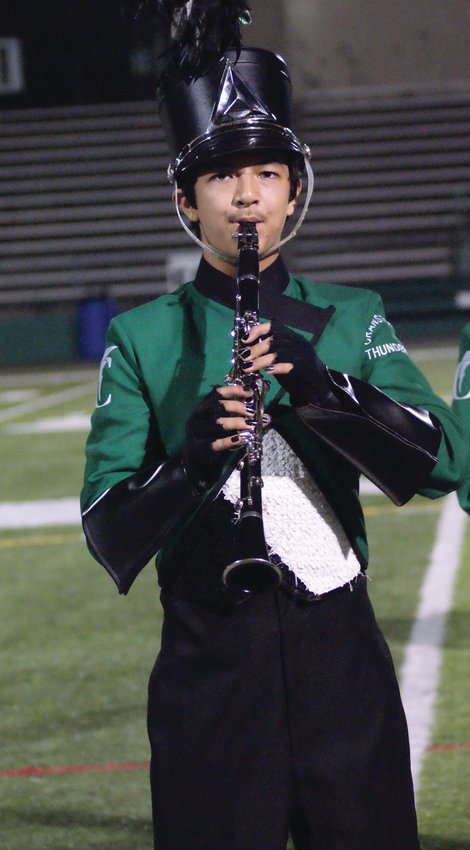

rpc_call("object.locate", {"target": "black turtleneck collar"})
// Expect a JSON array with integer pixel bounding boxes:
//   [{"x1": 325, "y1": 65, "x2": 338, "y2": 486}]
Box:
[
  {"x1": 194, "y1": 254, "x2": 290, "y2": 313},
  {"x1": 193, "y1": 253, "x2": 335, "y2": 339}
]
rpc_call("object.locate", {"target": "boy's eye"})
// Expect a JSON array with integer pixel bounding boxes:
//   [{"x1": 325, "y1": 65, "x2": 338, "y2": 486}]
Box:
[{"x1": 211, "y1": 172, "x2": 232, "y2": 181}]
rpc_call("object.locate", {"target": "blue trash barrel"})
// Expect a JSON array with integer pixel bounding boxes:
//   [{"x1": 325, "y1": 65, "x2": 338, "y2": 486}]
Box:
[{"x1": 77, "y1": 296, "x2": 117, "y2": 360}]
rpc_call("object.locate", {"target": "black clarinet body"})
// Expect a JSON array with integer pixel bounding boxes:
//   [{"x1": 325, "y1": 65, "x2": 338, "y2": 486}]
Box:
[{"x1": 222, "y1": 222, "x2": 282, "y2": 595}]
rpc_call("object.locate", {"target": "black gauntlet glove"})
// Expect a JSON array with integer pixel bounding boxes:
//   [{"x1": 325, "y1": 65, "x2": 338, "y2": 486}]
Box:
[
  {"x1": 182, "y1": 388, "x2": 228, "y2": 490},
  {"x1": 269, "y1": 318, "x2": 330, "y2": 407}
]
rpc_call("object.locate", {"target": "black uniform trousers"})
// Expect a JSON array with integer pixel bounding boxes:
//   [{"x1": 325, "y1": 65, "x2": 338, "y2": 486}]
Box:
[{"x1": 147, "y1": 574, "x2": 421, "y2": 850}]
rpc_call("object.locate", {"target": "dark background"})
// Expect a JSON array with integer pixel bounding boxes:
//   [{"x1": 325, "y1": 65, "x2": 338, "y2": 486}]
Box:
[{"x1": 0, "y1": 0, "x2": 156, "y2": 107}]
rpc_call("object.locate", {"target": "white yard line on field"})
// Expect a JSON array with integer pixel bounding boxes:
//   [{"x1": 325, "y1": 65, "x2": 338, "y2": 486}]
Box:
[
  {"x1": 5, "y1": 413, "x2": 91, "y2": 433},
  {"x1": 0, "y1": 369, "x2": 97, "y2": 387},
  {"x1": 0, "y1": 492, "x2": 436, "y2": 530},
  {"x1": 0, "y1": 383, "x2": 95, "y2": 424},
  {"x1": 0, "y1": 498, "x2": 81, "y2": 529},
  {"x1": 400, "y1": 491, "x2": 467, "y2": 793}
]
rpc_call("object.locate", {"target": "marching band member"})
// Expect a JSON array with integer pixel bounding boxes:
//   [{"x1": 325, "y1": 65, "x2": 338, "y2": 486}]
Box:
[{"x1": 81, "y1": 3, "x2": 468, "y2": 847}]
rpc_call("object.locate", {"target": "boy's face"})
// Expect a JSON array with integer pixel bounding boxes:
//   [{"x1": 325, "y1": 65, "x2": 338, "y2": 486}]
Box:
[{"x1": 178, "y1": 156, "x2": 300, "y2": 275}]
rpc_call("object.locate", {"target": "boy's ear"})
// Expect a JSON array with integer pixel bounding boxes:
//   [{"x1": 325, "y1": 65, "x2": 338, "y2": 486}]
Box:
[
  {"x1": 286, "y1": 178, "x2": 302, "y2": 218},
  {"x1": 174, "y1": 188, "x2": 199, "y2": 222}
]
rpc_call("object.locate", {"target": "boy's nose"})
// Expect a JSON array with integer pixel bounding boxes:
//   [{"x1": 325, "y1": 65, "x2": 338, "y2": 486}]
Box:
[{"x1": 233, "y1": 174, "x2": 258, "y2": 206}]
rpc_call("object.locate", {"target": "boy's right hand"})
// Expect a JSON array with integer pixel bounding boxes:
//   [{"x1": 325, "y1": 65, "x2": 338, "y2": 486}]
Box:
[{"x1": 182, "y1": 385, "x2": 256, "y2": 489}]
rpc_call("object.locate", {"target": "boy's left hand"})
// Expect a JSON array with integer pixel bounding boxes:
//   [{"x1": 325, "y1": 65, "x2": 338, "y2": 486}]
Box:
[{"x1": 240, "y1": 318, "x2": 330, "y2": 406}]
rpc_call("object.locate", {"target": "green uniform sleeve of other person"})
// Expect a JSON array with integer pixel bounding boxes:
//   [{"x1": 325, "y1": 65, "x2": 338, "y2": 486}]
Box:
[{"x1": 452, "y1": 322, "x2": 470, "y2": 512}]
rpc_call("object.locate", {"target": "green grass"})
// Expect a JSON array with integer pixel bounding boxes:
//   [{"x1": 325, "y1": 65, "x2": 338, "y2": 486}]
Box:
[
  {"x1": 365, "y1": 499, "x2": 440, "y2": 668},
  {"x1": 1, "y1": 349, "x2": 469, "y2": 849},
  {"x1": 0, "y1": 529, "x2": 159, "y2": 850},
  {"x1": 418, "y1": 527, "x2": 470, "y2": 848},
  {"x1": 409, "y1": 345, "x2": 458, "y2": 400},
  {"x1": 1, "y1": 431, "x2": 91, "y2": 500},
  {"x1": 1, "y1": 773, "x2": 154, "y2": 850}
]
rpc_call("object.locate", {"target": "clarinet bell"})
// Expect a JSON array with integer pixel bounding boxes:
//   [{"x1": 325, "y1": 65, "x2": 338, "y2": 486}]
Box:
[
  {"x1": 222, "y1": 510, "x2": 282, "y2": 595},
  {"x1": 222, "y1": 555, "x2": 282, "y2": 595}
]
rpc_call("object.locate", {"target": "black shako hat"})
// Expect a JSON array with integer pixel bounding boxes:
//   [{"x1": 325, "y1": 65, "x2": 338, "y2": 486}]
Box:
[{"x1": 158, "y1": 47, "x2": 307, "y2": 183}]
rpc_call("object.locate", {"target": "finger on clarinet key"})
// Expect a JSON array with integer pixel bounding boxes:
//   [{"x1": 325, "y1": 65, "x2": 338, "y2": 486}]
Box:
[{"x1": 241, "y1": 322, "x2": 271, "y2": 344}]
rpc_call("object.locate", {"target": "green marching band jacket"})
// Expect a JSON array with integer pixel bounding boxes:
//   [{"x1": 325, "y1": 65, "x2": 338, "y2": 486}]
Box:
[
  {"x1": 453, "y1": 321, "x2": 470, "y2": 513},
  {"x1": 81, "y1": 268, "x2": 468, "y2": 594}
]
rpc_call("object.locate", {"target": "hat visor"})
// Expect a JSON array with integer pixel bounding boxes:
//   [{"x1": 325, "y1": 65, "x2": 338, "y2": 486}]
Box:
[{"x1": 173, "y1": 121, "x2": 305, "y2": 181}]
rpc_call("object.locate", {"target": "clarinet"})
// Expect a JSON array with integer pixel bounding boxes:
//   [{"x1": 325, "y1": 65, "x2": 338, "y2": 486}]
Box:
[{"x1": 222, "y1": 221, "x2": 282, "y2": 595}]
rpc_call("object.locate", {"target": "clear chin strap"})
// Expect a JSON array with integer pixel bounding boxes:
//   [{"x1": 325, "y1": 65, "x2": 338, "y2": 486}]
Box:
[{"x1": 173, "y1": 155, "x2": 315, "y2": 265}]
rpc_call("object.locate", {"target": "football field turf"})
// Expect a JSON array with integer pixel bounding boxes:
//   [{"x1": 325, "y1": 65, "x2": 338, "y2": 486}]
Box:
[{"x1": 0, "y1": 344, "x2": 469, "y2": 850}]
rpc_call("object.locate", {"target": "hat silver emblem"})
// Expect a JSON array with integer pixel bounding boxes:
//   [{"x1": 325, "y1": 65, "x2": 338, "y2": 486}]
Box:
[{"x1": 209, "y1": 61, "x2": 276, "y2": 128}]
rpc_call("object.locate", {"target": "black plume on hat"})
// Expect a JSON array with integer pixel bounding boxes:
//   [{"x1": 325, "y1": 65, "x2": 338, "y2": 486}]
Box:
[
  {"x1": 133, "y1": 0, "x2": 306, "y2": 182},
  {"x1": 130, "y1": 0, "x2": 251, "y2": 84}
]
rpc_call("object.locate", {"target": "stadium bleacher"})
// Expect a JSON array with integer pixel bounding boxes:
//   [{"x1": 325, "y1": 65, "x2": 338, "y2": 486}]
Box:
[{"x1": 1, "y1": 81, "x2": 470, "y2": 337}]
